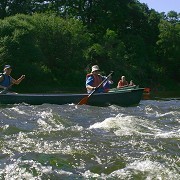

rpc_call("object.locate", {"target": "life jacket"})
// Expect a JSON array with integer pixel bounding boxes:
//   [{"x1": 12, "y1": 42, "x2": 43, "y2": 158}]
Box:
[
  {"x1": 0, "y1": 73, "x2": 11, "y2": 87},
  {"x1": 118, "y1": 80, "x2": 128, "y2": 87},
  {"x1": 129, "y1": 83, "x2": 134, "y2": 86},
  {"x1": 86, "y1": 73, "x2": 103, "y2": 87}
]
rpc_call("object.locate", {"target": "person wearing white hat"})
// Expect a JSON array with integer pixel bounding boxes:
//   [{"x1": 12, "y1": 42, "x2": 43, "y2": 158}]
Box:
[
  {"x1": 91, "y1": 65, "x2": 100, "y2": 73},
  {"x1": 86, "y1": 65, "x2": 112, "y2": 93},
  {"x1": 86, "y1": 65, "x2": 103, "y2": 93},
  {"x1": 0, "y1": 65, "x2": 25, "y2": 90}
]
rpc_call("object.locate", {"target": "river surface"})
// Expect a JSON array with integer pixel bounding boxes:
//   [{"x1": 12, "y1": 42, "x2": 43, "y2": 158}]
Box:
[{"x1": 0, "y1": 98, "x2": 179, "y2": 179}]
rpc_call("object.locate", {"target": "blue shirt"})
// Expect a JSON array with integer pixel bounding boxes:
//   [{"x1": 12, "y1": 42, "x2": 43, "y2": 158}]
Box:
[
  {"x1": 0, "y1": 73, "x2": 12, "y2": 87},
  {"x1": 86, "y1": 75, "x2": 105, "y2": 93}
]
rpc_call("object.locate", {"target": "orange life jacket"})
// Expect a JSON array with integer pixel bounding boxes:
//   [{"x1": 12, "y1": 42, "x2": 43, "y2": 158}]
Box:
[
  {"x1": 86, "y1": 73, "x2": 103, "y2": 87},
  {"x1": 118, "y1": 80, "x2": 128, "y2": 87}
]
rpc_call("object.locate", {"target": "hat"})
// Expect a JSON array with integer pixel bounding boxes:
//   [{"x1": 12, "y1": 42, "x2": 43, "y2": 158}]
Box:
[
  {"x1": 4, "y1": 65, "x2": 12, "y2": 69},
  {"x1": 91, "y1": 65, "x2": 100, "y2": 73}
]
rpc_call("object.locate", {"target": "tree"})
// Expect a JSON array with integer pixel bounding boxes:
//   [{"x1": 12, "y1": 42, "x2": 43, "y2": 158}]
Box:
[
  {"x1": 0, "y1": 0, "x2": 8, "y2": 18},
  {"x1": 0, "y1": 14, "x2": 91, "y2": 88},
  {"x1": 156, "y1": 19, "x2": 180, "y2": 81},
  {"x1": 167, "y1": 11, "x2": 179, "y2": 23}
]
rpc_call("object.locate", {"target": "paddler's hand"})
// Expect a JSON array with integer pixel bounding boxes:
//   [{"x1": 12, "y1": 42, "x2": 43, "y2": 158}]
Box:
[{"x1": 21, "y1": 75, "x2": 25, "y2": 80}]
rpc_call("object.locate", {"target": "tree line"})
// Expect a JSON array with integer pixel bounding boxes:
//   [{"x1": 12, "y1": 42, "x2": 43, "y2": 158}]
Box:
[{"x1": 0, "y1": 0, "x2": 179, "y2": 92}]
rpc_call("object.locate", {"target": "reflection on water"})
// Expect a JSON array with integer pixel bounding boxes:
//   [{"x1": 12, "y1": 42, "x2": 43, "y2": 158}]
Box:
[{"x1": 0, "y1": 99, "x2": 179, "y2": 179}]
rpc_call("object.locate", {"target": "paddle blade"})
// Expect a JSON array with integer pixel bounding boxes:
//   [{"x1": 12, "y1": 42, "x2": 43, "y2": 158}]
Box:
[{"x1": 78, "y1": 96, "x2": 89, "y2": 105}]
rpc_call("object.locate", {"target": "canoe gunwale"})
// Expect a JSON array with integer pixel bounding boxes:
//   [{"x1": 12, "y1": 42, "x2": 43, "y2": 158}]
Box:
[{"x1": 0, "y1": 88, "x2": 144, "y2": 106}]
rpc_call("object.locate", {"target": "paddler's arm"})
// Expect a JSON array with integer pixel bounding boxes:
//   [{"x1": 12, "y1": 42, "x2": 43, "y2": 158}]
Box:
[
  {"x1": 0, "y1": 74, "x2": 4, "y2": 82},
  {"x1": 86, "y1": 85, "x2": 96, "y2": 91},
  {"x1": 0, "y1": 75, "x2": 6, "y2": 89},
  {"x1": 86, "y1": 76, "x2": 96, "y2": 91},
  {"x1": 11, "y1": 75, "x2": 25, "y2": 85}
]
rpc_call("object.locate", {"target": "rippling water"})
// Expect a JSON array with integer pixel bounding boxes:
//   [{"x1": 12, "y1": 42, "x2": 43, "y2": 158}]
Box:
[{"x1": 0, "y1": 99, "x2": 179, "y2": 179}]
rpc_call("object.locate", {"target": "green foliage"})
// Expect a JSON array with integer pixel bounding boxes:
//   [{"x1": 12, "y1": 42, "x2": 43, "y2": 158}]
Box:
[
  {"x1": 0, "y1": 0, "x2": 179, "y2": 92},
  {"x1": 156, "y1": 20, "x2": 180, "y2": 81},
  {"x1": 167, "y1": 11, "x2": 179, "y2": 23},
  {"x1": 84, "y1": 29, "x2": 127, "y2": 81},
  {"x1": 0, "y1": 13, "x2": 91, "y2": 90}
]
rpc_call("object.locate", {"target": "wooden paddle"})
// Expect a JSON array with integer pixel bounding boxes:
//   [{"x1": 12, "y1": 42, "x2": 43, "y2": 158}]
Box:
[{"x1": 78, "y1": 71, "x2": 114, "y2": 105}]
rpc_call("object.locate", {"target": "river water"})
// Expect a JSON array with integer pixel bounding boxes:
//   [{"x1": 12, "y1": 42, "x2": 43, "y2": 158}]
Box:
[{"x1": 0, "y1": 98, "x2": 179, "y2": 179}]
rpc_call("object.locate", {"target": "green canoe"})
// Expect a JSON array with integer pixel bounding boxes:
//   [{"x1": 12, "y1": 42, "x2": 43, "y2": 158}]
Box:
[{"x1": 0, "y1": 87, "x2": 144, "y2": 106}]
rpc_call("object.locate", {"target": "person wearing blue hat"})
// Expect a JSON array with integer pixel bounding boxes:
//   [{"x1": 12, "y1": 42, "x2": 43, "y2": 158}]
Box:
[{"x1": 0, "y1": 65, "x2": 25, "y2": 91}]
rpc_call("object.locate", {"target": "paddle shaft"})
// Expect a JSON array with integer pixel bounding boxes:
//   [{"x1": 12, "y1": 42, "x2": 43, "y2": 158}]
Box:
[
  {"x1": 78, "y1": 71, "x2": 114, "y2": 105},
  {"x1": 0, "y1": 83, "x2": 14, "y2": 94},
  {"x1": 88, "y1": 71, "x2": 113, "y2": 97}
]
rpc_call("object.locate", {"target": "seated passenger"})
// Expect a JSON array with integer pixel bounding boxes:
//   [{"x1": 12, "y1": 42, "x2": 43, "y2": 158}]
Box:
[
  {"x1": 117, "y1": 76, "x2": 128, "y2": 88},
  {"x1": 129, "y1": 80, "x2": 135, "y2": 86}
]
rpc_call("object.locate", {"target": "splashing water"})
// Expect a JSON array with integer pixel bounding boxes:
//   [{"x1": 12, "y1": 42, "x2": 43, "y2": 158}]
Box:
[{"x1": 0, "y1": 100, "x2": 179, "y2": 179}]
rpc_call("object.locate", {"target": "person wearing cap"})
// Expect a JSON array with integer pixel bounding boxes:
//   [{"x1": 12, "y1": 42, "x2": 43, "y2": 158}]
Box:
[
  {"x1": 86, "y1": 65, "x2": 110, "y2": 93},
  {"x1": 0, "y1": 65, "x2": 25, "y2": 90},
  {"x1": 117, "y1": 75, "x2": 128, "y2": 88}
]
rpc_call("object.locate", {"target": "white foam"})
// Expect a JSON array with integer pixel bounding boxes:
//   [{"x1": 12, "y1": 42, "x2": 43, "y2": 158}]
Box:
[
  {"x1": 155, "y1": 130, "x2": 180, "y2": 138},
  {"x1": 89, "y1": 115, "x2": 141, "y2": 136},
  {"x1": 10, "y1": 107, "x2": 27, "y2": 115},
  {"x1": 108, "y1": 160, "x2": 180, "y2": 179},
  {"x1": 7, "y1": 159, "x2": 52, "y2": 179}
]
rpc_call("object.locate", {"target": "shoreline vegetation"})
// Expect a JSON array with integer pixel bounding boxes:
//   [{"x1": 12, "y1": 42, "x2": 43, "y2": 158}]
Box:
[
  {"x1": 14, "y1": 82, "x2": 180, "y2": 96},
  {"x1": 0, "y1": 1, "x2": 179, "y2": 93}
]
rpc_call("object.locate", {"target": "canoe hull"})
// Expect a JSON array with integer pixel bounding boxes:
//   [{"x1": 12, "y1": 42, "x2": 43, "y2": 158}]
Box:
[{"x1": 0, "y1": 88, "x2": 144, "y2": 106}]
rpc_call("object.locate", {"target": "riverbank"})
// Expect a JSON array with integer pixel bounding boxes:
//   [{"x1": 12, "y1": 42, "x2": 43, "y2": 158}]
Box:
[{"x1": 12, "y1": 82, "x2": 180, "y2": 100}]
